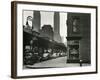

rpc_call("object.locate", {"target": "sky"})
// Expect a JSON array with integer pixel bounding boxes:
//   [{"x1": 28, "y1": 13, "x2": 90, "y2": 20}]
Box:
[{"x1": 23, "y1": 10, "x2": 67, "y2": 43}]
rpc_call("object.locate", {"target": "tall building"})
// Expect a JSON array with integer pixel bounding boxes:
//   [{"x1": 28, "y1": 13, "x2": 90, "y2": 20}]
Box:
[
  {"x1": 54, "y1": 12, "x2": 62, "y2": 43},
  {"x1": 32, "y1": 11, "x2": 41, "y2": 32}
]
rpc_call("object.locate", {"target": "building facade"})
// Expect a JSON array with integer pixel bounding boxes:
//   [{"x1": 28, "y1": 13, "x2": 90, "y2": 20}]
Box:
[{"x1": 66, "y1": 13, "x2": 91, "y2": 64}]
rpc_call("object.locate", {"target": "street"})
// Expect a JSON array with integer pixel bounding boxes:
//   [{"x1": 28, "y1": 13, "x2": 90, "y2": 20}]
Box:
[{"x1": 24, "y1": 56, "x2": 90, "y2": 69}]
